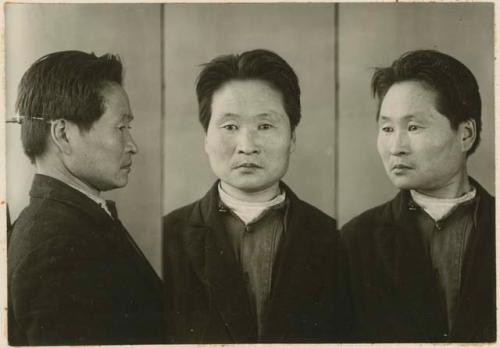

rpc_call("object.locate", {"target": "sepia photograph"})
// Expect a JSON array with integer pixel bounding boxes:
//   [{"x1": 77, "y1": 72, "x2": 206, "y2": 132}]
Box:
[{"x1": 2, "y1": 1, "x2": 496, "y2": 346}]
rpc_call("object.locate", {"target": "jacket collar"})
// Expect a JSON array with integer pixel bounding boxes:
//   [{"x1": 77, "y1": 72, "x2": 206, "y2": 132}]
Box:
[
  {"x1": 185, "y1": 181, "x2": 322, "y2": 341},
  {"x1": 30, "y1": 174, "x2": 115, "y2": 226},
  {"x1": 187, "y1": 181, "x2": 257, "y2": 341},
  {"x1": 377, "y1": 177, "x2": 495, "y2": 339},
  {"x1": 387, "y1": 177, "x2": 493, "y2": 231}
]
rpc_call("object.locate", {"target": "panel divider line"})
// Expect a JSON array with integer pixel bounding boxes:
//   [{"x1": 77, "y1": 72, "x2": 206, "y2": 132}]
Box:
[
  {"x1": 159, "y1": 3, "x2": 166, "y2": 279},
  {"x1": 333, "y1": 3, "x2": 340, "y2": 222}
]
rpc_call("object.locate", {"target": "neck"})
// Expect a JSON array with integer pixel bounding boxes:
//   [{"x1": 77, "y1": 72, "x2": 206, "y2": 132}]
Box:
[
  {"x1": 416, "y1": 169, "x2": 470, "y2": 199},
  {"x1": 220, "y1": 181, "x2": 280, "y2": 203},
  {"x1": 36, "y1": 155, "x2": 101, "y2": 197}
]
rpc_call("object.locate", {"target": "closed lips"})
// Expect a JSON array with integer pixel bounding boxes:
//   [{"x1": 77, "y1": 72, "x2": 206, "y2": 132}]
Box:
[
  {"x1": 233, "y1": 163, "x2": 262, "y2": 169},
  {"x1": 392, "y1": 164, "x2": 412, "y2": 169}
]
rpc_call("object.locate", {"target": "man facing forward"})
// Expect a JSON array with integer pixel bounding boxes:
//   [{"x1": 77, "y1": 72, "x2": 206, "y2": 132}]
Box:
[
  {"x1": 341, "y1": 50, "x2": 495, "y2": 342},
  {"x1": 163, "y1": 49, "x2": 352, "y2": 343},
  {"x1": 8, "y1": 51, "x2": 164, "y2": 345}
]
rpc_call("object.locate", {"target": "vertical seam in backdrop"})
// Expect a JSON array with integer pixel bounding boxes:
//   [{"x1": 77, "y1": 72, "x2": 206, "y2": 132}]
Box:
[
  {"x1": 333, "y1": 3, "x2": 340, "y2": 222},
  {"x1": 160, "y1": 3, "x2": 166, "y2": 279}
]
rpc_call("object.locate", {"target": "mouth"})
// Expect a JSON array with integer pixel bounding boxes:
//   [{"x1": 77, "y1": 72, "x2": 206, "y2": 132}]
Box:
[
  {"x1": 233, "y1": 162, "x2": 262, "y2": 169},
  {"x1": 121, "y1": 163, "x2": 132, "y2": 170},
  {"x1": 391, "y1": 163, "x2": 412, "y2": 173}
]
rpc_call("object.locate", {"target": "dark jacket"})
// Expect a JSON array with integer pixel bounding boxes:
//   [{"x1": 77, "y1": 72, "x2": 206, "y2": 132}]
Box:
[
  {"x1": 341, "y1": 179, "x2": 495, "y2": 342},
  {"x1": 163, "y1": 181, "x2": 353, "y2": 343},
  {"x1": 8, "y1": 174, "x2": 164, "y2": 346}
]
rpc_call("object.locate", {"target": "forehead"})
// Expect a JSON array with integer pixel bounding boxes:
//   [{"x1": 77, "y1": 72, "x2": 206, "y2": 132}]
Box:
[
  {"x1": 379, "y1": 80, "x2": 439, "y2": 120},
  {"x1": 100, "y1": 82, "x2": 133, "y2": 121},
  {"x1": 211, "y1": 79, "x2": 286, "y2": 119}
]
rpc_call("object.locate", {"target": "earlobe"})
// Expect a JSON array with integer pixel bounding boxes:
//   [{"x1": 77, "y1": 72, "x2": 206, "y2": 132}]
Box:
[
  {"x1": 203, "y1": 133, "x2": 209, "y2": 154},
  {"x1": 461, "y1": 119, "x2": 476, "y2": 152},
  {"x1": 290, "y1": 131, "x2": 296, "y2": 153},
  {"x1": 51, "y1": 119, "x2": 72, "y2": 155}
]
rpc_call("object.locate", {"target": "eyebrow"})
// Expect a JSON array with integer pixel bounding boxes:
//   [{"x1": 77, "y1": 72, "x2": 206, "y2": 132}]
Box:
[
  {"x1": 218, "y1": 111, "x2": 284, "y2": 121},
  {"x1": 122, "y1": 113, "x2": 134, "y2": 121},
  {"x1": 378, "y1": 113, "x2": 428, "y2": 122}
]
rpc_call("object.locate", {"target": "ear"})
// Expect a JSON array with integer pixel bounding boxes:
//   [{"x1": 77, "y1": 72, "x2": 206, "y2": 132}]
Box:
[
  {"x1": 203, "y1": 132, "x2": 209, "y2": 155},
  {"x1": 460, "y1": 119, "x2": 476, "y2": 153},
  {"x1": 50, "y1": 119, "x2": 73, "y2": 155},
  {"x1": 290, "y1": 130, "x2": 296, "y2": 153}
]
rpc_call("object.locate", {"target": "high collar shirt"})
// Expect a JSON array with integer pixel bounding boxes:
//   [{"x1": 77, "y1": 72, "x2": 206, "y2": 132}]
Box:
[
  {"x1": 413, "y1": 195, "x2": 478, "y2": 332},
  {"x1": 218, "y1": 189, "x2": 289, "y2": 338},
  {"x1": 66, "y1": 182, "x2": 114, "y2": 218}
]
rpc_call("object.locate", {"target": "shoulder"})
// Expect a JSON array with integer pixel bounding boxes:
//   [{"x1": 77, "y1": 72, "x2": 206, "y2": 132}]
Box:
[
  {"x1": 285, "y1": 189, "x2": 338, "y2": 249},
  {"x1": 340, "y1": 197, "x2": 395, "y2": 245},
  {"x1": 163, "y1": 201, "x2": 198, "y2": 232},
  {"x1": 9, "y1": 199, "x2": 109, "y2": 272},
  {"x1": 12, "y1": 199, "x2": 94, "y2": 244},
  {"x1": 293, "y1": 197, "x2": 337, "y2": 230}
]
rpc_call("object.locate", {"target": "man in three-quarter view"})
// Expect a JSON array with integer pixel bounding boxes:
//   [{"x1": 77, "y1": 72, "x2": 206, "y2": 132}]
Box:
[
  {"x1": 8, "y1": 51, "x2": 164, "y2": 345},
  {"x1": 163, "y1": 49, "x2": 352, "y2": 343},
  {"x1": 341, "y1": 50, "x2": 495, "y2": 342}
]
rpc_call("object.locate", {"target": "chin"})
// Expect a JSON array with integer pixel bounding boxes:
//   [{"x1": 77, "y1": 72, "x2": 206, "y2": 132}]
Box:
[
  {"x1": 102, "y1": 179, "x2": 129, "y2": 192},
  {"x1": 389, "y1": 176, "x2": 418, "y2": 190},
  {"x1": 228, "y1": 179, "x2": 271, "y2": 193}
]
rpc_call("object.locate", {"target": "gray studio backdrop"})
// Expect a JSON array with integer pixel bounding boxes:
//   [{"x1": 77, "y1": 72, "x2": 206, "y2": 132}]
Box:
[{"x1": 5, "y1": 3, "x2": 494, "y2": 276}]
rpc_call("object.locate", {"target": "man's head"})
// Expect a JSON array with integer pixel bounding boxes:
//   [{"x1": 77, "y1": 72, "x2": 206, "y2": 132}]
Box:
[
  {"x1": 196, "y1": 49, "x2": 300, "y2": 200},
  {"x1": 17, "y1": 50, "x2": 138, "y2": 193},
  {"x1": 372, "y1": 50, "x2": 480, "y2": 196}
]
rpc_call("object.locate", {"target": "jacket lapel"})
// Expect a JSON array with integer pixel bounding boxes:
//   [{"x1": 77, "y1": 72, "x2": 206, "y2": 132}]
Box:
[
  {"x1": 262, "y1": 189, "x2": 318, "y2": 341},
  {"x1": 186, "y1": 183, "x2": 257, "y2": 342},
  {"x1": 380, "y1": 191, "x2": 447, "y2": 338},
  {"x1": 451, "y1": 181, "x2": 496, "y2": 340}
]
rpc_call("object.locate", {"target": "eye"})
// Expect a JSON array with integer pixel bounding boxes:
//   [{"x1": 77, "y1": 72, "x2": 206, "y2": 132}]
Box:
[
  {"x1": 258, "y1": 123, "x2": 274, "y2": 130},
  {"x1": 380, "y1": 126, "x2": 393, "y2": 133},
  {"x1": 222, "y1": 124, "x2": 238, "y2": 131},
  {"x1": 408, "y1": 124, "x2": 420, "y2": 131}
]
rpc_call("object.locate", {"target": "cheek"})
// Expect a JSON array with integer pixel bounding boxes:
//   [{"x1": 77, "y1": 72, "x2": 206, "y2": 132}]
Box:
[
  {"x1": 206, "y1": 136, "x2": 234, "y2": 159},
  {"x1": 376, "y1": 135, "x2": 387, "y2": 158}
]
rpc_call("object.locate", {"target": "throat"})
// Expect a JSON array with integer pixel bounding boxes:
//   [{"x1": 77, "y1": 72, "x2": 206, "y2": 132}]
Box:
[
  {"x1": 218, "y1": 182, "x2": 286, "y2": 224},
  {"x1": 220, "y1": 181, "x2": 280, "y2": 203}
]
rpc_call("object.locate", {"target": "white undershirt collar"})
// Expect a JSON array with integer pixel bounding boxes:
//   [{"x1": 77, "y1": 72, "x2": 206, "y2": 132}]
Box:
[
  {"x1": 67, "y1": 183, "x2": 113, "y2": 218},
  {"x1": 218, "y1": 183, "x2": 286, "y2": 225},
  {"x1": 410, "y1": 187, "x2": 477, "y2": 222}
]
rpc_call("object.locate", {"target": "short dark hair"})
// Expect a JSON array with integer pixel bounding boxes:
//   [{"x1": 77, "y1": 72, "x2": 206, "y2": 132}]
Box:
[
  {"x1": 371, "y1": 49, "x2": 482, "y2": 156},
  {"x1": 16, "y1": 50, "x2": 123, "y2": 163},
  {"x1": 196, "y1": 49, "x2": 301, "y2": 132}
]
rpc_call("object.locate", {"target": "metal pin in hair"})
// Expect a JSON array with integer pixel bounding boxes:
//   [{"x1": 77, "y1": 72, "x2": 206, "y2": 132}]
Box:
[{"x1": 6, "y1": 116, "x2": 47, "y2": 124}]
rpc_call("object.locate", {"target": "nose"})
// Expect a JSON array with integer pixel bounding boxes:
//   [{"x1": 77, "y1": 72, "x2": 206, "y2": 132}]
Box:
[
  {"x1": 236, "y1": 129, "x2": 259, "y2": 155},
  {"x1": 389, "y1": 129, "x2": 409, "y2": 156},
  {"x1": 125, "y1": 130, "x2": 139, "y2": 154}
]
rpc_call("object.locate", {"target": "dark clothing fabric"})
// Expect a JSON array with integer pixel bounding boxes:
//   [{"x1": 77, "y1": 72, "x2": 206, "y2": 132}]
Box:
[
  {"x1": 8, "y1": 174, "x2": 164, "y2": 346},
  {"x1": 415, "y1": 198, "x2": 476, "y2": 331},
  {"x1": 341, "y1": 178, "x2": 495, "y2": 342},
  {"x1": 163, "y1": 181, "x2": 353, "y2": 343},
  {"x1": 220, "y1": 204, "x2": 286, "y2": 338}
]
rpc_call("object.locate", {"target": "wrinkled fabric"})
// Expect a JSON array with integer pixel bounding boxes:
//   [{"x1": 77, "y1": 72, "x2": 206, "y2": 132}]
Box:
[{"x1": 8, "y1": 174, "x2": 164, "y2": 345}]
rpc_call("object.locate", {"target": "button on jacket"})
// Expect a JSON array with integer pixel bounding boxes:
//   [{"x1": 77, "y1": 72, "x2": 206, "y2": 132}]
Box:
[
  {"x1": 163, "y1": 181, "x2": 353, "y2": 343},
  {"x1": 341, "y1": 178, "x2": 495, "y2": 342},
  {"x1": 8, "y1": 174, "x2": 164, "y2": 345}
]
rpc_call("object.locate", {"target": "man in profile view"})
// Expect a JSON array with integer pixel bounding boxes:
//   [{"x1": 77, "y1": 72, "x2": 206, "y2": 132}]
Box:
[
  {"x1": 163, "y1": 49, "x2": 352, "y2": 343},
  {"x1": 341, "y1": 50, "x2": 495, "y2": 342},
  {"x1": 8, "y1": 51, "x2": 164, "y2": 345}
]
